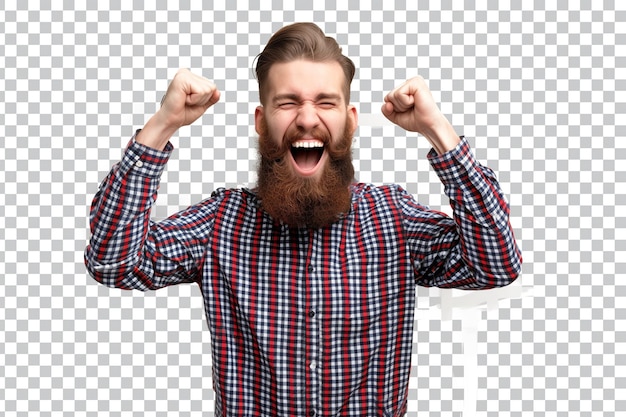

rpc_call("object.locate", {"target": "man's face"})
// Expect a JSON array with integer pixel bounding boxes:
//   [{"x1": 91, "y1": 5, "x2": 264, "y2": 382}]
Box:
[
  {"x1": 254, "y1": 59, "x2": 359, "y2": 228},
  {"x1": 255, "y1": 59, "x2": 358, "y2": 181}
]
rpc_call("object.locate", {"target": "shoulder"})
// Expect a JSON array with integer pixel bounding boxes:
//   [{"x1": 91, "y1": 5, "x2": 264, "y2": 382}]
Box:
[
  {"x1": 206, "y1": 187, "x2": 264, "y2": 221},
  {"x1": 349, "y1": 183, "x2": 418, "y2": 217},
  {"x1": 350, "y1": 182, "x2": 412, "y2": 203},
  {"x1": 350, "y1": 182, "x2": 440, "y2": 223},
  {"x1": 166, "y1": 187, "x2": 256, "y2": 221},
  {"x1": 198, "y1": 187, "x2": 261, "y2": 213}
]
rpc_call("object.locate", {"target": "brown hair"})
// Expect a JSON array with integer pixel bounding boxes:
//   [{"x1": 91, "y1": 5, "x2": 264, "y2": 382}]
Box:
[{"x1": 254, "y1": 22, "x2": 356, "y2": 105}]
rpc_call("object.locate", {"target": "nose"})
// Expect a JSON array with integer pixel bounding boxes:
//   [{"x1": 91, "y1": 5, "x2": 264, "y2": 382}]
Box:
[{"x1": 295, "y1": 102, "x2": 320, "y2": 131}]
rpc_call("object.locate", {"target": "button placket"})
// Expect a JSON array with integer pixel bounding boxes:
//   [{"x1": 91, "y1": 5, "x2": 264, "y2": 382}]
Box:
[{"x1": 305, "y1": 230, "x2": 322, "y2": 413}]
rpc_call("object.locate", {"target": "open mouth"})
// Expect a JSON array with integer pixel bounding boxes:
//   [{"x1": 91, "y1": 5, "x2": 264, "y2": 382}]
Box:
[{"x1": 290, "y1": 140, "x2": 325, "y2": 175}]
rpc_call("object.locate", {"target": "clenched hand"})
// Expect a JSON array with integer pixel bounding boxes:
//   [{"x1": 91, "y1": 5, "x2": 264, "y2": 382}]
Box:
[
  {"x1": 381, "y1": 76, "x2": 460, "y2": 155},
  {"x1": 137, "y1": 68, "x2": 221, "y2": 150}
]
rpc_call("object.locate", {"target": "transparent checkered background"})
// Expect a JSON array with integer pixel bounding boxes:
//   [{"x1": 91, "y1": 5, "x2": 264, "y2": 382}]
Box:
[{"x1": 1, "y1": 1, "x2": 624, "y2": 416}]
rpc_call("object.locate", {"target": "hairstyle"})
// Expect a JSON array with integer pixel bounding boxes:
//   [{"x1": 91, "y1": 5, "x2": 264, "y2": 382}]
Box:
[{"x1": 254, "y1": 22, "x2": 356, "y2": 105}]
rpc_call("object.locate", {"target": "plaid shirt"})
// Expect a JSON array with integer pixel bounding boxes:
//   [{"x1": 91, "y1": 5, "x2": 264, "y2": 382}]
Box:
[{"x1": 85, "y1": 135, "x2": 521, "y2": 417}]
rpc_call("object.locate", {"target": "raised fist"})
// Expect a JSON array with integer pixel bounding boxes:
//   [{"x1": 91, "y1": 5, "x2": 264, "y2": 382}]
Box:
[{"x1": 159, "y1": 68, "x2": 221, "y2": 129}]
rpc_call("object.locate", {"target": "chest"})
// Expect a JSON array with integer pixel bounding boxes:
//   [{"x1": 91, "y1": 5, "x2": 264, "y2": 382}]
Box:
[{"x1": 208, "y1": 205, "x2": 415, "y2": 323}]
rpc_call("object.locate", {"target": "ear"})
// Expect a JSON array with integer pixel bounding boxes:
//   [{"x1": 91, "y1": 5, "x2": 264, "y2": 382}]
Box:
[
  {"x1": 254, "y1": 106, "x2": 264, "y2": 135},
  {"x1": 347, "y1": 105, "x2": 358, "y2": 135}
]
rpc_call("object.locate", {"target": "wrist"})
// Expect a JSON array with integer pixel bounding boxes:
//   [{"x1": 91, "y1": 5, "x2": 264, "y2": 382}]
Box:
[
  {"x1": 136, "y1": 110, "x2": 180, "y2": 151},
  {"x1": 421, "y1": 115, "x2": 460, "y2": 155}
]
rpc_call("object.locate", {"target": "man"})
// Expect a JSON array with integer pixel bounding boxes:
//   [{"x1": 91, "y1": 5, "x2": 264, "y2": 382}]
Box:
[{"x1": 85, "y1": 22, "x2": 521, "y2": 417}]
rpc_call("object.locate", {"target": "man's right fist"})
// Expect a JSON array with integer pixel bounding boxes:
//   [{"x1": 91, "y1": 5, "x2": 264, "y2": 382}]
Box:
[{"x1": 159, "y1": 68, "x2": 221, "y2": 129}]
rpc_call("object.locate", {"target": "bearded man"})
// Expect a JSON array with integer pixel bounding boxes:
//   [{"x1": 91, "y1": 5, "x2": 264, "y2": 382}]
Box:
[{"x1": 85, "y1": 22, "x2": 521, "y2": 417}]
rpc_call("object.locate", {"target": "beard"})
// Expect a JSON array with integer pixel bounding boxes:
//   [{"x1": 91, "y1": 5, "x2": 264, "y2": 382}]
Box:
[{"x1": 256, "y1": 116, "x2": 355, "y2": 229}]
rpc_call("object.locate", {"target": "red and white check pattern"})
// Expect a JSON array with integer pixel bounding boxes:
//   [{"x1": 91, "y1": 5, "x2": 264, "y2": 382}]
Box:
[{"x1": 85, "y1": 135, "x2": 521, "y2": 416}]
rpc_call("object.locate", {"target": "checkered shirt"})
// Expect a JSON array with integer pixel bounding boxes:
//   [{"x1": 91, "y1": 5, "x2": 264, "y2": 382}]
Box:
[{"x1": 85, "y1": 134, "x2": 522, "y2": 417}]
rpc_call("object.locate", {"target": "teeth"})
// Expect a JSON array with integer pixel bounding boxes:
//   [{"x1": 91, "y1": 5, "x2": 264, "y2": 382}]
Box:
[{"x1": 291, "y1": 140, "x2": 324, "y2": 149}]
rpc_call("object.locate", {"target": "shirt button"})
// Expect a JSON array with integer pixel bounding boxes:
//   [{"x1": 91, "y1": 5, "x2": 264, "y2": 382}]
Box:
[
  {"x1": 135, "y1": 160, "x2": 144, "y2": 168},
  {"x1": 308, "y1": 309, "x2": 316, "y2": 318},
  {"x1": 309, "y1": 361, "x2": 317, "y2": 370},
  {"x1": 308, "y1": 410, "x2": 316, "y2": 417},
  {"x1": 307, "y1": 265, "x2": 315, "y2": 273}
]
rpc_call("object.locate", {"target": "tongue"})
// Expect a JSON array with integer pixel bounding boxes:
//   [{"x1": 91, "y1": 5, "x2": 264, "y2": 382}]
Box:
[{"x1": 294, "y1": 149, "x2": 321, "y2": 169}]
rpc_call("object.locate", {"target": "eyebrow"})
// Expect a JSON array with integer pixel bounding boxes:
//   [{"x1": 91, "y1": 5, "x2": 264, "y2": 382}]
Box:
[{"x1": 272, "y1": 93, "x2": 343, "y2": 104}]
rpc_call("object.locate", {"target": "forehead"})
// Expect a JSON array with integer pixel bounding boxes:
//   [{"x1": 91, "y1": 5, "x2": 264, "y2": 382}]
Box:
[{"x1": 265, "y1": 59, "x2": 347, "y2": 101}]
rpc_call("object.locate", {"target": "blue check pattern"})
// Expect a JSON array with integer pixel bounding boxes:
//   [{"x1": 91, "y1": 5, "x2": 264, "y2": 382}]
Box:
[{"x1": 85, "y1": 134, "x2": 522, "y2": 416}]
